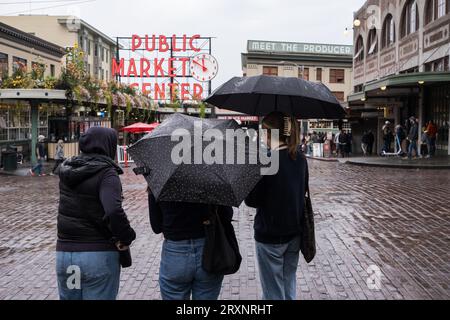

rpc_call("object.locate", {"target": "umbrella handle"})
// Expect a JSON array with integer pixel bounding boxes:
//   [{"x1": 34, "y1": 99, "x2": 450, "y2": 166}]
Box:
[{"x1": 133, "y1": 166, "x2": 151, "y2": 176}]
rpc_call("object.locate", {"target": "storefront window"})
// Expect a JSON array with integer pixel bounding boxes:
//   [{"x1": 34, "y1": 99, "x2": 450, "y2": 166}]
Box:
[
  {"x1": 0, "y1": 103, "x2": 31, "y2": 142},
  {"x1": 426, "y1": 84, "x2": 450, "y2": 152},
  {"x1": 12, "y1": 56, "x2": 27, "y2": 73},
  {"x1": 263, "y1": 66, "x2": 278, "y2": 76},
  {"x1": 0, "y1": 52, "x2": 8, "y2": 80}
]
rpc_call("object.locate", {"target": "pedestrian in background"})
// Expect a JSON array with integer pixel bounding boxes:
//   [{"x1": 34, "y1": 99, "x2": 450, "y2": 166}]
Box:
[
  {"x1": 367, "y1": 130, "x2": 375, "y2": 155},
  {"x1": 425, "y1": 120, "x2": 438, "y2": 158},
  {"x1": 361, "y1": 131, "x2": 369, "y2": 156},
  {"x1": 148, "y1": 192, "x2": 233, "y2": 300},
  {"x1": 30, "y1": 135, "x2": 46, "y2": 177},
  {"x1": 336, "y1": 129, "x2": 348, "y2": 158},
  {"x1": 245, "y1": 111, "x2": 308, "y2": 300},
  {"x1": 395, "y1": 124, "x2": 406, "y2": 155},
  {"x1": 405, "y1": 117, "x2": 419, "y2": 160},
  {"x1": 56, "y1": 127, "x2": 136, "y2": 300},
  {"x1": 420, "y1": 126, "x2": 429, "y2": 157},
  {"x1": 382, "y1": 121, "x2": 393, "y2": 154},
  {"x1": 51, "y1": 140, "x2": 65, "y2": 176}
]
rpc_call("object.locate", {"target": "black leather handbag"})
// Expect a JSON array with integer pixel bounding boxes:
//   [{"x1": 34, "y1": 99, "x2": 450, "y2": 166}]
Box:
[
  {"x1": 118, "y1": 248, "x2": 132, "y2": 268},
  {"x1": 202, "y1": 207, "x2": 242, "y2": 275},
  {"x1": 300, "y1": 166, "x2": 316, "y2": 263}
]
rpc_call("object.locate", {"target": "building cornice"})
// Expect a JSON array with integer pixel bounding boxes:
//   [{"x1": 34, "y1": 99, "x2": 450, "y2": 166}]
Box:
[{"x1": 0, "y1": 22, "x2": 66, "y2": 58}]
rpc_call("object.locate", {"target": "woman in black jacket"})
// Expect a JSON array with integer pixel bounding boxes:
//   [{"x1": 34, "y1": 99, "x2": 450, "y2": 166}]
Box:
[
  {"x1": 148, "y1": 192, "x2": 233, "y2": 300},
  {"x1": 245, "y1": 111, "x2": 308, "y2": 300},
  {"x1": 56, "y1": 127, "x2": 136, "y2": 300}
]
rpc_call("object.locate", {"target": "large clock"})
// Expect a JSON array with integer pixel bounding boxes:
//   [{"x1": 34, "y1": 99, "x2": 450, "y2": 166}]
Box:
[{"x1": 190, "y1": 53, "x2": 218, "y2": 82}]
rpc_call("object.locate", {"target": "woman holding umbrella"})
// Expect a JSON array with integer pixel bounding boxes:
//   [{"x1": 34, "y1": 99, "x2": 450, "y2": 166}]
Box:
[{"x1": 245, "y1": 111, "x2": 308, "y2": 300}]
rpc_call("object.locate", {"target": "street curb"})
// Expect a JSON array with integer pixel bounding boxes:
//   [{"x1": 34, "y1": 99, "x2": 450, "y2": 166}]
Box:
[
  {"x1": 305, "y1": 156, "x2": 339, "y2": 162},
  {"x1": 342, "y1": 160, "x2": 450, "y2": 170}
]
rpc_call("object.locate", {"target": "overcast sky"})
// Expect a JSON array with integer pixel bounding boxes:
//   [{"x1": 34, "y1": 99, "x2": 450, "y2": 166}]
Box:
[{"x1": 1, "y1": 0, "x2": 366, "y2": 88}]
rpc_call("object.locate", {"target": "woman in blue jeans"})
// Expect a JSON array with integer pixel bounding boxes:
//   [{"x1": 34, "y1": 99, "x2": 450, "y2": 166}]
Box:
[
  {"x1": 245, "y1": 111, "x2": 308, "y2": 300},
  {"x1": 148, "y1": 191, "x2": 233, "y2": 300}
]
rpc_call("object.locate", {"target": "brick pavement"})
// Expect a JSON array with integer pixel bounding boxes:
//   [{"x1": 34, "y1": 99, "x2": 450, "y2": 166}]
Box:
[{"x1": 0, "y1": 161, "x2": 449, "y2": 300}]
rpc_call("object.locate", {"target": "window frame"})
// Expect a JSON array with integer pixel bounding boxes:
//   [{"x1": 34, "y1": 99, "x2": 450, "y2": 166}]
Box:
[
  {"x1": 367, "y1": 28, "x2": 378, "y2": 56},
  {"x1": 262, "y1": 66, "x2": 278, "y2": 76},
  {"x1": 329, "y1": 69, "x2": 345, "y2": 84},
  {"x1": 354, "y1": 36, "x2": 365, "y2": 63},
  {"x1": 316, "y1": 68, "x2": 322, "y2": 82},
  {"x1": 0, "y1": 52, "x2": 8, "y2": 79},
  {"x1": 401, "y1": 0, "x2": 419, "y2": 38},
  {"x1": 299, "y1": 67, "x2": 310, "y2": 80}
]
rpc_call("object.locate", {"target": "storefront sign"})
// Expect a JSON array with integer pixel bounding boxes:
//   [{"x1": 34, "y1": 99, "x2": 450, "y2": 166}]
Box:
[
  {"x1": 248, "y1": 40, "x2": 353, "y2": 56},
  {"x1": 112, "y1": 35, "x2": 217, "y2": 102},
  {"x1": 218, "y1": 115, "x2": 259, "y2": 122}
]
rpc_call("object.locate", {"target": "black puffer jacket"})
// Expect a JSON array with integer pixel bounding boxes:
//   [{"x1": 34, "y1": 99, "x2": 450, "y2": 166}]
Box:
[{"x1": 57, "y1": 127, "x2": 136, "y2": 252}]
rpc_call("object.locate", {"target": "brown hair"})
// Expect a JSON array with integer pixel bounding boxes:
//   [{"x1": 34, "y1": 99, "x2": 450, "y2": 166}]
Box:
[{"x1": 262, "y1": 111, "x2": 300, "y2": 160}]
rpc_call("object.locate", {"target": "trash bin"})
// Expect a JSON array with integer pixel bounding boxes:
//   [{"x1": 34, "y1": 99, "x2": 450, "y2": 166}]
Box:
[{"x1": 1, "y1": 150, "x2": 17, "y2": 171}]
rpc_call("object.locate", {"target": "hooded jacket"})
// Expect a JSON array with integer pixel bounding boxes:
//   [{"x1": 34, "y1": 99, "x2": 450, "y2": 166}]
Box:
[{"x1": 57, "y1": 127, "x2": 136, "y2": 252}]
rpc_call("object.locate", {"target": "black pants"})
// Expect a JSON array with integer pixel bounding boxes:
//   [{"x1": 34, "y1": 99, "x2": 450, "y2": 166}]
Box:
[{"x1": 52, "y1": 159, "x2": 64, "y2": 174}]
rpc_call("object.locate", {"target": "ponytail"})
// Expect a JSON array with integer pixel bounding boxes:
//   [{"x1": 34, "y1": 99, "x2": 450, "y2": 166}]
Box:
[
  {"x1": 262, "y1": 112, "x2": 300, "y2": 160},
  {"x1": 287, "y1": 117, "x2": 300, "y2": 160}
]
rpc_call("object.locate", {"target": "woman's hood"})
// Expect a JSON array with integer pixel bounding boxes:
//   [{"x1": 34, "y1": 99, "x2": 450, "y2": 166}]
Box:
[{"x1": 79, "y1": 127, "x2": 118, "y2": 159}]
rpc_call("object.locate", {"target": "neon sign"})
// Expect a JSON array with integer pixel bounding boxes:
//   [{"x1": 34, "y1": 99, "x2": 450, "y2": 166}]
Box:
[{"x1": 112, "y1": 35, "x2": 217, "y2": 102}]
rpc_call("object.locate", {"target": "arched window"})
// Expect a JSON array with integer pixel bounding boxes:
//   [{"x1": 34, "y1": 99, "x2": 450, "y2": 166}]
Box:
[
  {"x1": 382, "y1": 14, "x2": 395, "y2": 48},
  {"x1": 425, "y1": 0, "x2": 449, "y2": 25},
  {"x1": 367, "y1": 29, "x2": 378, "y2": 56},
  {"x1": 354, "y1": 35, "x2": 364, "y2": 63},
  {"x1": 401, "y1": 0, "x2": 419, "y2": 38}
]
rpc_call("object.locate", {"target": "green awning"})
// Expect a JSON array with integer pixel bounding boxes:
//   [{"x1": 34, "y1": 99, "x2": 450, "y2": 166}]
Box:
[
  {"x1": 364, "y1": 71, "x2": 450, "y2": 92},
  {"x1": 347, "y1": 91, "x2": 365, "y2": 103}
]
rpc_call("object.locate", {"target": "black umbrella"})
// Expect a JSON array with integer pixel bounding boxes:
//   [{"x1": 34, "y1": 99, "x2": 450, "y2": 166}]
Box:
[
  {"x1": 204, "y1": 75, "x2": 346, "y2": 119},
  {"x1": 128, "y1": 113, "x2": 263, "y2": 207}
]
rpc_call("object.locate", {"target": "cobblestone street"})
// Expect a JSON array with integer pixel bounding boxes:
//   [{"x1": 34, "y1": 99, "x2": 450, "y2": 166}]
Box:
[{"x1": 0, "y1": 160, "x2": 449, "y2": 300}]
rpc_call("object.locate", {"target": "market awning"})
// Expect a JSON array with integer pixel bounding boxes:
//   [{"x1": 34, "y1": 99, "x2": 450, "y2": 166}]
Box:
[
  {"x1": 348, "y1": 72, "x2": 450, "y2": 104},
  {"x1": 364, "y1": 71, "x2": 450, "y2": 92},
  {"x1": 121, "y1": 122, "x2": 159, "y2": 133}
]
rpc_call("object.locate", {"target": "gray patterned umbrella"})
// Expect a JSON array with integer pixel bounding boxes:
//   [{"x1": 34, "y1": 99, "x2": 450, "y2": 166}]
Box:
[
  {"x1": 128, "y1": 113, "x2": 263, "y2": 207},
  {"x1": 204, "y1": 75, "x2": 346, "y2": 119}
]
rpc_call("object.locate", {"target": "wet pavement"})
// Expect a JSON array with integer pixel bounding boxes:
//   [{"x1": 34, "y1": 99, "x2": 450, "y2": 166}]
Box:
[
  {"x1": 0, "y1": 161, "x2": 449, "y2": 300},
  {"x1": 342, "y1": 155, "x2": 450, "y2": 169}
]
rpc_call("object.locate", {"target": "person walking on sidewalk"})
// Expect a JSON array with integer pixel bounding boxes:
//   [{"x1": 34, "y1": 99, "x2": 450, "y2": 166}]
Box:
[
  {"x1": 367, "y1": 130, "x2": 375, "y2": 155},
  {"x1": 405, "y1": 117, "x2": 419, "y2": 160},
  {"x1": 382, "y1": 121, "x2": 393, "y2": 154},
  {"x1": 56, "y1": 127, "x2": 136, "y2": 300},
  {"x1": 425, "y1": 120, "x2": 438, "y2": 158},
  {"x1": 245, "y1": 111, "x2": 308, "y2": 300},
  {"x1": 148, "y1": 192, "x2": 233, "y2": 300},
  {"x1": 30, "y1": 135, "x2": 46, "y2": 176},
  {"x1": 336, "y1": 129, "x2": 348, "y2": 158},
  {"x1": 51, "y1": 140, "x2": 65, "y2": 175},
  {"x1": 395, "y1": 124, "x2": 406, "y2": 155},
  {"x1": 361, "y1": 131, "x2": 370, "y2": 156}
]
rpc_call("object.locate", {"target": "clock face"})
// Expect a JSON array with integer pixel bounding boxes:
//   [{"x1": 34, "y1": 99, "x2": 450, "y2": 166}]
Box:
[{"x1": 190, "y1": 54, "x2": 218, "y2": 82}]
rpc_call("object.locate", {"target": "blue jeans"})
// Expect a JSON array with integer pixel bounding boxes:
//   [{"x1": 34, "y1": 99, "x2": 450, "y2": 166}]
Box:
[
  {"x1": 56, "y1": 251, "x2": 120, "y2": 300},
  {"x1": 408, "y1": 140, "x2": 418, "y2": 159},
  {"x1": 255, "y1": 236, "x2": 301, "y2": 300},
  {"x1": 32, "y1": 158, "x2": 43, "y2": 175},
  {"x1": 159, "y1": 238, "x2": 224, "y2": 300},
  {"x1": 428, "y1": 137, "x2": 436, "y2": 156}
]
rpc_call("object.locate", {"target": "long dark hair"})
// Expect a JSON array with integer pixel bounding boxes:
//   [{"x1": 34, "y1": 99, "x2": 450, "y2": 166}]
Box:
[{"x1": 262, "y1": 111, "x2": 300, "y2": 160}]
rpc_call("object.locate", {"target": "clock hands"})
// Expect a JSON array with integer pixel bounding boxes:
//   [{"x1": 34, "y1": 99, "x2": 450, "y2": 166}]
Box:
[{"x1": 192, "y1": 59, "x2": 207, "y2": 72}]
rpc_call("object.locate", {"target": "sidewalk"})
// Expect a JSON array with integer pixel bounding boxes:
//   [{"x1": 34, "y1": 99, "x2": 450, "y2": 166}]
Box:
[
  {"x1": 307, "y1": 155, "x2": 450, "y2": 169},
  {"x1": 0, "y1": 161, "x2": 56, "y2": 177}
]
